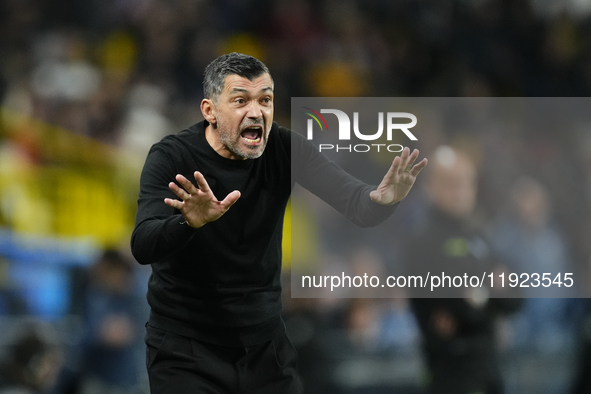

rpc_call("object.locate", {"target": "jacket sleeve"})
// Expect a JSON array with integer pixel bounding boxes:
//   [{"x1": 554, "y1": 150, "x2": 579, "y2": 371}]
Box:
[
  {"x1": 130, "y1": 142, "x2": 200, "y2": 265},
  {"x1": 290, "y1": 130, "x2": 398, "y2": 228}
]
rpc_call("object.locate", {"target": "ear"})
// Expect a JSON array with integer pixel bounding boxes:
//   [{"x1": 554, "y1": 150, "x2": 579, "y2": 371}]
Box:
[{"x1": 201, "y1": 99, "x2": 217, "y2": 125}]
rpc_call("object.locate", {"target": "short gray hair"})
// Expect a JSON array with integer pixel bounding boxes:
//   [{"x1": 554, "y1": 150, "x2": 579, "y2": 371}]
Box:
[{"x1": 203, "y1": 52, "x2": 271, "y2": 102}]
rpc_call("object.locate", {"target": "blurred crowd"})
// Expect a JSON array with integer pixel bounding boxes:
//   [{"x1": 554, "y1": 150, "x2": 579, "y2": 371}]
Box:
[
  {"x1": 2, "y1": 0, "x2": 591, "y2": 393},
  {"x1": 4, "y1": 0, "x2": 591, "y2": 152}
]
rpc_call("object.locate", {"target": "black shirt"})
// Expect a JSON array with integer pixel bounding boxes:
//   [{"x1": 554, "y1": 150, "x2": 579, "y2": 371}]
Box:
[{"x1": 131, "y1": 120, "x2": 397, "y2": 345}]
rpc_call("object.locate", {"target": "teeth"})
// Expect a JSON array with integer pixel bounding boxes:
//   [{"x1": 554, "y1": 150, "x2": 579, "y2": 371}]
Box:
[{"x1": 242, "y1": 136, "x2": 261, "y2": 143}]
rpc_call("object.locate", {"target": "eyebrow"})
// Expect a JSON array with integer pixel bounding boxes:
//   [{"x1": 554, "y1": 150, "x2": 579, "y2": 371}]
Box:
[{"x1": 229, "y1": 86, "x2": 274, "y2": 94}]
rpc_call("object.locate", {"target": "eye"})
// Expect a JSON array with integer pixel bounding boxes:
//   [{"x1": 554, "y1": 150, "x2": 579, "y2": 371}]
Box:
[{"x1": 235, "y1": 98, "x2": 246, "y2": 104}]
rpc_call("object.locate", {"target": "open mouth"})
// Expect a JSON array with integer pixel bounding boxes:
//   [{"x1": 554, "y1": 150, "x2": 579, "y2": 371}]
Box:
[{"x1": 240, "y1": 125, "x2": 263, "y2": 145}]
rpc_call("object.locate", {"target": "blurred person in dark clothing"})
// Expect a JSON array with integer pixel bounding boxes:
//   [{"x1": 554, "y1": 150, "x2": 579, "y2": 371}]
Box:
[
  {"x1": 0, "y1": 323, "x2": 62, "y2": 394},
  {"x1": 572, "y1": 298, "x2": 591, "y2": 394},
  {"x1": 130, "y1": 52, "x2": 427, "y2": 394},
  {"x1": 406, "y1": 145, "x2": 519, "y2": 394},
  {"x1": 0, "y1": 257, "x2": 27, "y2": 316},
  {"x1": 79, "y1": 249, "x2": 144, "y2": 394}
]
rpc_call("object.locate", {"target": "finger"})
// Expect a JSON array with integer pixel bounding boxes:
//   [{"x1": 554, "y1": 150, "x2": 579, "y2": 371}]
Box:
[
  {"x1": 164, "y1": 197, "x2": 183, "y2": 209},
  {"x1": 410, "y1": 158, "x2": 428, "y2": 177},
  {"x1": 404, "y1": 149, "x2": 420, "y2": 170},
  {"x1": 401, "y1": 146, "x2": 410, "y2": 159},
  {"x1": 219, "y1": 190, "x2": 241, "y2": 211},
  {"x1": 388, "y1": 155, "x2": 402, "y2": 177},
  {"x1": 169, "y1": 181, "x2": 190, "y2": 200},
  {"x1": 398, "y1": 147, "x2": 410, "y2": 174},
  {"x1": 193, "y1": 171, "x2": 212, "y2": 193},
  {"x1": 176, "y1": 174, "x2": 198, "y2": 195},
  {"x1": 369, "y1": 189, "x2": 380, "y2": 203}
]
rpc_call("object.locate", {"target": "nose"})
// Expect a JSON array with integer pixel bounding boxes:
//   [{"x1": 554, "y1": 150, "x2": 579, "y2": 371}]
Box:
[{"x1": 246, "y1": 101, "x2": 263, "y2": 119}]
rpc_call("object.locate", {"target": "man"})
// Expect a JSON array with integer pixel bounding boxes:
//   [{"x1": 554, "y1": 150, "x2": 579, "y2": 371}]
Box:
[
  {"x1": 405, "y1": 145, "x2": 519, "y2": 394},
  {"x1": 131, "y1": 52, "x2": 427, "y2": 394}
]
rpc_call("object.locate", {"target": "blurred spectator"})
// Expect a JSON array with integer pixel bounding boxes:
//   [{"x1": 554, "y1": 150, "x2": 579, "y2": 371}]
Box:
[
  {"x1": 378, "y1": 297, "x2": 420, "y2": 355},
  {"x1": 405, "y1": 146, "x2": 520, "y2": 394},
  {"x1": 572, "y1": 298, "x2": 591, "y2": 394},
  {"x1": 0, "y1": 322, "x2": 62, "y2": 394},
  {"x1": 488, "y1": 177, "x2": 574, "y2": 351},
  {"x1": 79, "y1": 249, "x2": 144, "y2": 394},
  {"x1": 487, "y1": 177, "x2": 577, "y2": 393},
  {"x1": 0, "y1": 257, "x2": 27, "y2": 316}
]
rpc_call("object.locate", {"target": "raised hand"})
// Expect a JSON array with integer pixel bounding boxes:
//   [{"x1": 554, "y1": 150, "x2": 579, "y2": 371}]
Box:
[
  {"x1": 164, "y1": 171, "x2": 241, "y2": 228},
  {"x1": 369, "y1": 147, "x2": 428, "y2": 205}
]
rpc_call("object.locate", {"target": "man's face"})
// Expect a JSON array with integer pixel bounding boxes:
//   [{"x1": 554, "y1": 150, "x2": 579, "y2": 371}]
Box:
[
  {"x1": 211, "y1": 73, "x2": 274, "y2": 160},
  {"x1": 428, "y1": 155, "x2": 478, "y2": 219}
]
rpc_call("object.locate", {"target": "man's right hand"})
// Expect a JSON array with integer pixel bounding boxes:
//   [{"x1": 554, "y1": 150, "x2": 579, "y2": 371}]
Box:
[{"x1": 164, "y1": 171, "x2": 241, "y2": 228}]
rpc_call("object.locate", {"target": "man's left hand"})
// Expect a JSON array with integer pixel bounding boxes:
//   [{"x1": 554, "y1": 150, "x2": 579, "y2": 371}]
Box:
[{"x1": 370, "y1": 147, "x2": 428, "y2": 205}]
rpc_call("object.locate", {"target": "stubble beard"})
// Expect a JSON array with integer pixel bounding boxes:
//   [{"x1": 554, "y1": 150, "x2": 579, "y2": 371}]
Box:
[{"x1": 216, "y1": 116, "x2": 268, "y2": 160}]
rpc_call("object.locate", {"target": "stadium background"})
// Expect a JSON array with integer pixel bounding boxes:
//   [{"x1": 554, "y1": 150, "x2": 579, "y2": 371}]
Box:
[{"x1": 1, "y1": 0, "x2": 591, "y2": 393}]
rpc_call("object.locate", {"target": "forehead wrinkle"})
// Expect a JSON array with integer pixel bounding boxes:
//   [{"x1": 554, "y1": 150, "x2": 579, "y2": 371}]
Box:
[
  {"x1": 229, "y1": 87, "x2": 248, "y2": 93},
  {"x1": 227, "y1": 86, "x2": 274, "y2": 96},
  {"x1": 223, "y1": 74, "x2": 273, "y2": 93}
]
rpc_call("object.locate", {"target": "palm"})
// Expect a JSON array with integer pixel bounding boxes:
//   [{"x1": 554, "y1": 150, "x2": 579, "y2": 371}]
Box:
[{"x1": 164, "y1": 172, "x2": 241, "y2": 228}]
